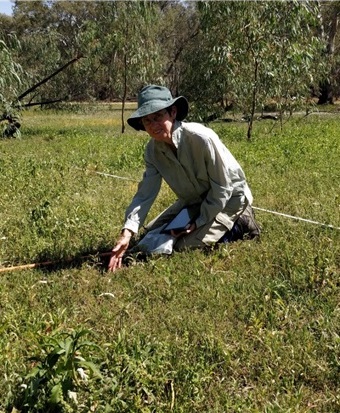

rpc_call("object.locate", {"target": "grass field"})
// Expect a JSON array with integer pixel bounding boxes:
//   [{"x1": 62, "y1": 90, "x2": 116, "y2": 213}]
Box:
[{"x1": 0, "y1": 105, "x2": 339, "y2": 412}]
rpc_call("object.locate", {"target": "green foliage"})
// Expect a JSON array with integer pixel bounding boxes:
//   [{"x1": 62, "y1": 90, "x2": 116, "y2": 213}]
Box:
[
  {"x1": 98, "y1": 331, "x2": 222, "y2": 412},
  {"x1": 6, "y1": 326, "x2": 226, "y2": 412},
  {"x1": 11, "y1": 0, "x2": 93, "y2": 102},
  {"x1": 9, "y1": 329, "x2": 103, "y2": 412},
  {"x1": 0, "y1": 34, "x2": 24, "y2": 138},
  {"x1": 0, "y1": 35, "x2": 23, "y2": 106},
  {"x1": 1, "y1": 111, "x2": 21, "y2": 139},
  {"x1": 184, "y1": 1, "x2": 327, "y2": 138}
]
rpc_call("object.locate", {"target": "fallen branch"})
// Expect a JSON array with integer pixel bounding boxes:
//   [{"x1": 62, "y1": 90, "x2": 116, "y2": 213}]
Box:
[
  {"x1": 17, "y1": 55, "x2": 83, "y2": 102},
  {"x1": 16, "y1": 98, "x2": 68, "y2": 109}
]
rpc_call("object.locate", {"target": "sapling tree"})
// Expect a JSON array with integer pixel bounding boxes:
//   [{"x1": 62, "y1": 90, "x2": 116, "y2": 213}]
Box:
[
  {"x1": 10, "y1": 329, "x2": 103, "y2": 411},
  {"x1": 84, "y1": 1, "x2": 163, "y2": 133},
  {"x1": 113, "y1": 1, "x2": 162, "y2": 133},
  {"x1": 186, "y1": 1, "x2": 327, "y2": 139}
]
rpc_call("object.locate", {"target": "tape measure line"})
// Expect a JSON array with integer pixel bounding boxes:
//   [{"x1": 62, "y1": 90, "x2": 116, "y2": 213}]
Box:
[{"x1": 253, "y1": 206, "x2": 340, "y2": 231}]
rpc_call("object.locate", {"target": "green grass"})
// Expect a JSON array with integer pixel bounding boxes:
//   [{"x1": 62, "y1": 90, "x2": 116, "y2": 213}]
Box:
[{"x1": 0, "y1": 106, "x2": 339, "y2": 412}]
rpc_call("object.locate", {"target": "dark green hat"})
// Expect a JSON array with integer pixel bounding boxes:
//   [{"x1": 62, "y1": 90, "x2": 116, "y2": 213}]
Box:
[{"x1": 127, "y1": 85, "x2": 189, "y2": 131}]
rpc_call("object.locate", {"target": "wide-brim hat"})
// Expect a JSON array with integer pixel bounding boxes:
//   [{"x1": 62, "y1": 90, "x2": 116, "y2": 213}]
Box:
[{"x1": 127, "y1": 84, "x2": 189, "y2": 131}]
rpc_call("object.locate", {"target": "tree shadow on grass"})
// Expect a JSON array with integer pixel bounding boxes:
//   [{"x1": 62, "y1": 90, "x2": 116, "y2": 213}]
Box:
[{"x1": 31, "y1": 237, "x2": 145, "y2": 275}]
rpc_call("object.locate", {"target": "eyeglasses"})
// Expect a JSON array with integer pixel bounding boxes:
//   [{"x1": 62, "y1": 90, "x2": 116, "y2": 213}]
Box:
[{"x1": 141, "y1": 109, "x2": 168, "y2": 128}]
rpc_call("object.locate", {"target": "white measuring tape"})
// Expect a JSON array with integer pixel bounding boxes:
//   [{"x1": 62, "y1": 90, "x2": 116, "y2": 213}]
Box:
[
  {"x1": 84, "y1": 168, "x2": 340, "y2": 231},
  {"x1": 75, "y1": 167, "x2": 139, "y2": 182},
  {"x1": 253, "y1": 207, "x2": 340, "y2": 231},
  {"x1": 89, "y1": 170, "x2": 138, "y2": 181}
]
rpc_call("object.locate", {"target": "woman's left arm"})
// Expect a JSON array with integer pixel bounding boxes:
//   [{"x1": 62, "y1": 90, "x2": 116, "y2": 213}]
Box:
[{"x1": 195, "y1": 137, "x2": 236, "y2": 228}]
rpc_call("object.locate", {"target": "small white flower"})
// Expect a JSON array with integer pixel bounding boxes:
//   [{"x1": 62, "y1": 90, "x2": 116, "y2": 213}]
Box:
[
  {"x1": 77, "y1": 367, "x2": 88, "y2": 381},
  {"x1": 68, "y1": 390, "x2": 78, "y2": 403}
]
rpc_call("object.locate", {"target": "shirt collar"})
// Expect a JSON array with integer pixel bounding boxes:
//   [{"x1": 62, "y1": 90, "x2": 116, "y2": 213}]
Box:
[{"x1": 171, "y1": 120, "x2": 182, "y2": 149}]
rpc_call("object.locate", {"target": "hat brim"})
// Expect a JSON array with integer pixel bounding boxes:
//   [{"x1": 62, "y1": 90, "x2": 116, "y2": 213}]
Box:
[{"x1": 127, "y1": 96, "x2": 189, "y2": 131}]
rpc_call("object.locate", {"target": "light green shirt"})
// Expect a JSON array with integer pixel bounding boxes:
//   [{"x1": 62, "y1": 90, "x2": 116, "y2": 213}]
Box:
[{"x1": 124, "y1": 121, "x2": 253, "y2": 234}]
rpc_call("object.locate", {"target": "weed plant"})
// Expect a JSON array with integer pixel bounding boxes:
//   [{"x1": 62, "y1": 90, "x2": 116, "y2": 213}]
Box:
[{"x1": 0, "y1": 105, "x2": 339, "y2": 412}]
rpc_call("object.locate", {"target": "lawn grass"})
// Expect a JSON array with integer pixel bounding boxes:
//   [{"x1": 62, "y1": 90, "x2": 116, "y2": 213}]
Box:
[{"x1": 0, "y1": 105, "x2": 339, "y2": 412}]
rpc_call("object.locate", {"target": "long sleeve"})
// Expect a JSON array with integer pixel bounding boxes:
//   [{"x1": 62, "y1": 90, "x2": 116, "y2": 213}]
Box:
[
  {"x1": 195, "y1": 136, "x2": 235, "y2": 227},
  {"x1": 123, "y1": 160, "x2": 162, "y2": 234}
]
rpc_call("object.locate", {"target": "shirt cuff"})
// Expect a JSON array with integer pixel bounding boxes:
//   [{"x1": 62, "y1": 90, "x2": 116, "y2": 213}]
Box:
[{"x1": 123, "y1": 220, "x2": 139, "y2": 234}]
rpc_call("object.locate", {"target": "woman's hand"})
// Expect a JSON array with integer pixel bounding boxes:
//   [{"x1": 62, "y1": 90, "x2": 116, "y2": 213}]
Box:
[
  {"x1": 170, "y1": 222, "x2": 196, "y2": 238},
  {"x1": 108, "y1": 229, "x2": 133, "y2": 272}
]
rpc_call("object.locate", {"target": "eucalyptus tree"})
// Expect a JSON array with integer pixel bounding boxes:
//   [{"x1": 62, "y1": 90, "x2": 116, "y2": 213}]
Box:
[
  {"x1": 84, "y1": 1, "x2": 163, "y2": 132},
  {"x1": 12, "y1": 1, "x2": 72, "y2": 102},
  {"x1": 157, "y1": 1, "x2": 199, "y2": 95},
  {"x1": 45, "y1": 1, "x2": 99, "y2": 100},
  {"x1": 11, "y1": 0, "x2": 98, "y2": 102},
  {"x1": 183, "y1": 1, "x2": 326, "y2": 139}
]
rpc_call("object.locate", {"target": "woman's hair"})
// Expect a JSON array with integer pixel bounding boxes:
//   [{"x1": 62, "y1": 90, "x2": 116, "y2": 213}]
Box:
[{"x1": 166, "y1": 105, "x2": 174, "y2": 115}]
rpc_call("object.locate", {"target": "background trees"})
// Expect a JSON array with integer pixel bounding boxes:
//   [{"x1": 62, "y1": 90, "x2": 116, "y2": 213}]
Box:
[
  {"x1": 1, "y1": 0, "x2": 339, "y2": 136},
  {"x1": 183, "y1": 1, "x2": 327, "y2": 138}
]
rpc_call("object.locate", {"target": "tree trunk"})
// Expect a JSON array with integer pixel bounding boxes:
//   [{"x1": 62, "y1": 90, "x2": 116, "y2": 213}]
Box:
[
  {"x1": 318, "y1": 80, "x2": 333, "y2": 105},
  {"x1": 318, "y1": 11, "x2": 338, "y2": 104},
  {"x1": 121, "y1": 54, "x2": 127, "y2": 134},
  {"x1": 247, "y1": 59, "x2": 258, "y2": 140}
]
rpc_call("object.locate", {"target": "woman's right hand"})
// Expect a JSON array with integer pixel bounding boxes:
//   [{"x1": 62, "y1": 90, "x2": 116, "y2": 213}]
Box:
[
  {"x1": 108, "y1": 229, "x2": 133, "y2": 272},
  {"x1": 170, "y1": 222, "x2": 197, "y2": 238}
]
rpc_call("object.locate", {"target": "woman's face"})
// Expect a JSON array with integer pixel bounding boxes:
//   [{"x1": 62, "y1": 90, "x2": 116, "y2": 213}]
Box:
[{"x1": 141, "y1": 106, "x2": 177, "y2": 144}]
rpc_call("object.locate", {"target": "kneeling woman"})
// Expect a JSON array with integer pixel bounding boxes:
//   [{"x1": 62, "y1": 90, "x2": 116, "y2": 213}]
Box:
[{"x1": 108, "y1": 85, "x2": 260, "y2": 272}]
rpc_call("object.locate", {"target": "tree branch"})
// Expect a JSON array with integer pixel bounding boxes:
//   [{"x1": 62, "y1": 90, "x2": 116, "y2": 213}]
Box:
[{"x1": 16, "y1": 55, "x2": 83, "y2": 102}]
